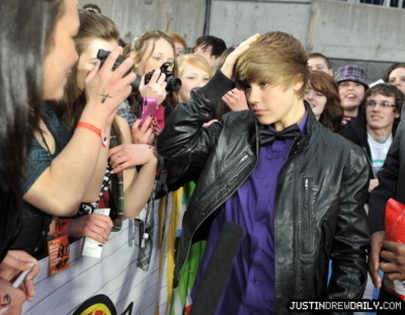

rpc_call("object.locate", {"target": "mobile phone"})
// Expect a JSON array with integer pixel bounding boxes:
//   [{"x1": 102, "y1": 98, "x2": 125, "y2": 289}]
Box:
[
  {"x1": 12, "y1": 268, "x2": 31, "y2": 288},
  {"x1": 140, "y1": 97, "x2": 157, "y2": 126},
  {"x1": 155, "y1": 105, "x2": 165, "y2": 130}
]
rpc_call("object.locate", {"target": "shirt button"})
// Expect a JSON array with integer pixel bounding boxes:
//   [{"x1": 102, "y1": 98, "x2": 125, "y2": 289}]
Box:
[
  {"x1": 251, "y1": 278, "x2": 257, "y2": 284},
  {"x1": 264, "y1": 183, "x2": 270, "y2": 188},
  {"x1": 278, "y1": 257, "x2": 284, "y2": 263}
]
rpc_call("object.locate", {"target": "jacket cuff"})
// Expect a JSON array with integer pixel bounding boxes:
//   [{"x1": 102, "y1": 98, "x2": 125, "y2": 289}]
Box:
[{"x1": 200, "y1": 70, "x2": 235, "y2": 108}]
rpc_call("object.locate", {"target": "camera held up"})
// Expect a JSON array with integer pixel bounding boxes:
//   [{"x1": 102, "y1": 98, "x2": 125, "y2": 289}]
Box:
[{"x1": 96, "y1": 49, "x2": 182, "y2": 92}]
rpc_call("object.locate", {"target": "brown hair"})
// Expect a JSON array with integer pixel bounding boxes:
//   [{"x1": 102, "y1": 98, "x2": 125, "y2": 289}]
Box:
[
  {"x1": 123, "y1": 30, "x2": 178, "y2": 116},
  {"x1": 308, "y1": 52, "x2": 332, "y2": 70},
  {"x1": 58, "y1": 10, "x2": 120, "y2": 131},
  {"x1": 361, "y1": 83, "x2": 404, "y2": 114},
  {"x1": 234, "y1": 31, "x2": 308, "y2": 99},
  {"x1": 382, "y1": 63, "x2": 405, "y2": 83},
  {"x1": 167, "y1": 32, "x2": 187, "y2": 50},
  {"x1": 123, "y1": 30, "x2": 176, "y2": 73},
  {"x1": 308, "y1": 70, "x2": 343, "y2": 132}
]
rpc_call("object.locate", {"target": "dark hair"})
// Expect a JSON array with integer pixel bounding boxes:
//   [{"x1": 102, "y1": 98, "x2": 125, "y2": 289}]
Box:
[
  {"x1": 0, "y1": 0, "x2": 64, "y2": 258},
  {"x1": 61, "y1": 10, "x2": 120, "y2": 131},
  {"x1": 308, "y1": 52, "x2": 332, "y2": 70},
  {"x1": 82, "y1": 3, "x2": 101, "y2": 14},
  {"x1": 118, "y1": 38, "x2": 127, "y2": 48},
  {"x1": 194, "y1": 35, "x2": 227, "y2": 57},
  {"x1": 308, "y1": 70, "x2": 343, "y2": 132},
  {"x1": 382, "y1": 63, "x2": 405, "y2": 83}
]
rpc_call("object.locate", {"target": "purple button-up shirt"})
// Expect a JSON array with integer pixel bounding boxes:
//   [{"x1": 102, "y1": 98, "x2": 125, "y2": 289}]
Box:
[{"x1": 192, "y1": 110, "x2": 308, "y2": 315}]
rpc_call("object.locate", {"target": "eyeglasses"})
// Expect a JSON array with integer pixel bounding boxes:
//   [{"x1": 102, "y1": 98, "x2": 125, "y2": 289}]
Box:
[{"x1": 365, "y1": 101, "x2": 396, "y2": 108}]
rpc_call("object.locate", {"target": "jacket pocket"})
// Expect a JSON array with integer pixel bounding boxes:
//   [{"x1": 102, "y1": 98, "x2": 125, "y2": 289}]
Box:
[{"x1": 302, "y1": 177, "x2": 314, "y2": 254}]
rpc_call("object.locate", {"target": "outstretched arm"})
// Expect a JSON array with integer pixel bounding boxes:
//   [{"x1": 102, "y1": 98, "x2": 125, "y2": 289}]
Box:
[
  {"x1": 109, "y1": 115, "x2": 158, "y2": 219},
  {"x1": 24, "y1": 47, "x2": 135, "y2": 217}
]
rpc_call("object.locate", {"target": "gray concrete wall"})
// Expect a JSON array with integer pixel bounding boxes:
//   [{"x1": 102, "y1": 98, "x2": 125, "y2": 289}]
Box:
[
  {"x1": 77, "y1": 0, "x2": 206, "y2": 46},
  {"x1": 308, "y1": 0, "x2": 405, "y2": 82},
  {"x1": 77, "y1": 0, "x2": 405, "y2": 82},
  {"x1": 308, "y1": 0, "x2": 405, "y2": 63},
  {"x1": 210, "y1": 0, "x2": 312, "y2": 47}
]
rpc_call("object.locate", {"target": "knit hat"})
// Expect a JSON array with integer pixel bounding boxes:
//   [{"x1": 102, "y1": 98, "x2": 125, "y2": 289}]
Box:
[{"x1": 334, "y1": 65, "x2": 369, "y2": 89}]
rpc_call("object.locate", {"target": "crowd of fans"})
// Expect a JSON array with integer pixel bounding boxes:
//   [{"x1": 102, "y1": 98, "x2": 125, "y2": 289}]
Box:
[{"x1": 1, "y1": 1, "x2": 405, "y2": 314}]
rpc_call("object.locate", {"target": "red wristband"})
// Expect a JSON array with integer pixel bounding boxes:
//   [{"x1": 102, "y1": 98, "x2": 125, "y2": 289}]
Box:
[{"x1": 76, "y1": 122, "x2": 107, "y2": 148}]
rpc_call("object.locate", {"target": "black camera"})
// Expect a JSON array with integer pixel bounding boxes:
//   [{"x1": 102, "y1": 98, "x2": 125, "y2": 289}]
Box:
[{"x1": 96, "y1": 49, "x2": 181, "y2": 92}]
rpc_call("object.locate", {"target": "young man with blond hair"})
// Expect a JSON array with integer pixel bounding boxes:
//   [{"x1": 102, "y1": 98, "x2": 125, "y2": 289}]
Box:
[{"x1": 158, "y1": 32, "x2": 370, "y2": 314}]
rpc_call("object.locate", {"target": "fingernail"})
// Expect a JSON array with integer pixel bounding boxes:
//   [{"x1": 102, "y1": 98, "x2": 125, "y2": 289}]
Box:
[{"x1": 26, "y1": 261, "x2": 35, "y2": 266}]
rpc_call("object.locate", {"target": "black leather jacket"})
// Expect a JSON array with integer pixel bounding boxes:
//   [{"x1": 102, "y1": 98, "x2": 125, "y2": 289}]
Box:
[{"x1": 157, "y1": 71, "x2": 370, "y2": 314}]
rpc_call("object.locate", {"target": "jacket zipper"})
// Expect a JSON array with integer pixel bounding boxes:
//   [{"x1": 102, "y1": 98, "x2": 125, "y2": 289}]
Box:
[{"x1": 302, "y1": 177, "x2": 314, "y2": 254}]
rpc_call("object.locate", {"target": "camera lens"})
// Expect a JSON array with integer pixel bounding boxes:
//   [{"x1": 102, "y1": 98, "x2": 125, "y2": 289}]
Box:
[{"x1": 166, "y1": 77, "x2": 182, "y2": 92}]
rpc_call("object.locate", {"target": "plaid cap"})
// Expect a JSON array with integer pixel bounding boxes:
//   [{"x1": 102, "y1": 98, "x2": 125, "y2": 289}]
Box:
[{"x1": 334, "y1": 65, "x2": 369, "y2": 89}]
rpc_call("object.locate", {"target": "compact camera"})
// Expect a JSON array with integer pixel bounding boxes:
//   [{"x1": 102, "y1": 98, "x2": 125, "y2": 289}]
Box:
[{"x1": 96, "y1": 49, "x2": 182, "y2": 92}]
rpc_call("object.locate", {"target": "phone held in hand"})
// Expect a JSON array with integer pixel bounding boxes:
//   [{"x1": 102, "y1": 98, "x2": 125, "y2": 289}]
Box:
[{"x1": 140, "y1": 97, "x2": 157, "y2": 126}]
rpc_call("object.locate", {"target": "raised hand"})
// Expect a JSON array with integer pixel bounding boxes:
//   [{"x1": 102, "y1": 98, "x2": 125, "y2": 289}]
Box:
[
  {"x1": 222, "y1": 88, "x2": 249, "y2": 112},
  {"x1": 109, "y1": 144, "x2": 158, "y2": 174},
  {"x1": 131, "y1": 117, "x2": 155, "y2": 145},
  {"x1": 221, "y1": 34, "x2": 260, "y2": 79},
  {"x1": 84, "y1": 46, "x2": 136, "y2": 121},
  {"x1": 139, "y1": 69, "x2": 167, "y2": 106}
]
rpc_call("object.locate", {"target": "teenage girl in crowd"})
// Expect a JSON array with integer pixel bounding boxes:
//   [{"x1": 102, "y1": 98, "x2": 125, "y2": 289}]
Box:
[
  {"x1": 9, "y1": 0, "x2": 135, "y2": 264},
  {"x1": 334, "y1": 65, "x2": 368, "y2": 126},
  {"x1": 177, "y1": 54, "x2": 213, "y2": 102},
  {"x1": 305, "y1": 70, "x2": 343, "y2": 132},
  {"x1": 0, "y1": 0, "x2": 70, "y2": 312},
  {"x1": 383, "y1": 63, "x2": 405, "y2": 95},
  {"x1": 119, "y1": 30, "x2": 177, "y2": 137},
  {"x1": 52, "y1": 10, "x2": 158, "y2": 240}
]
